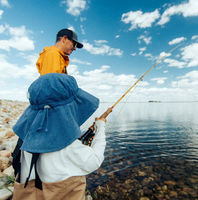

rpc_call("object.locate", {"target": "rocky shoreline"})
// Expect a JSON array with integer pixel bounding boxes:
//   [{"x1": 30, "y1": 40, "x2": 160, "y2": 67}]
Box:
[
  {"x1": 0, "y1": 99, "x2": 198, "y2": 200},
  {"x1": 0, "y1": 99, "x2": 29, "y2": 200}
]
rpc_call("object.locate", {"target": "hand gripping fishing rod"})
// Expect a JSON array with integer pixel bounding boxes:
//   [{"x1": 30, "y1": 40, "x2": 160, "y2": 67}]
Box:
[{"x1": 80, "y1": 43, "x2": 183, "y2": 145}]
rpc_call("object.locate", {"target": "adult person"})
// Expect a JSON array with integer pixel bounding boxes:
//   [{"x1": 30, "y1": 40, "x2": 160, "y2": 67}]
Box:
[
  {"x1": 12, "y1": 73, "x2": 108, "y2": 200},
  {"x1": 36, "y1": 29, "x2": 83, "y2": 75}
]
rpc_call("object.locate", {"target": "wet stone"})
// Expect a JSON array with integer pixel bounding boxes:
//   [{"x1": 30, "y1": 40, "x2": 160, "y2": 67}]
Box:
[
  {"x1": 178, "y1": 190, "x2": 189, "y2": 198},
  {"x1": 154, "y1": 193, "x2": 164, "y2": 199},
  {"x1": 140, "y1": 197, "x2": 150, "y2": 200},
  {"x1": 169, "y1": 191, "x2": 178, "y2": 198},
  {"x1": 164, "y1": 180, "x2": 176, "y2": 186}
]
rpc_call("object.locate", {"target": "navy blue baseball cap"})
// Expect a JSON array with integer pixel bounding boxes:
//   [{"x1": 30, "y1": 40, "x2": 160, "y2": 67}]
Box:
[{"x1": 57, "y1": 29, "x2": 83, "y2": 48}]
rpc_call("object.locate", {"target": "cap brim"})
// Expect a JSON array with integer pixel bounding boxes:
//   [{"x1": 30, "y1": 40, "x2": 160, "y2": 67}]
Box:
[
  {"x1": 73, "y1": 39, "x2": 83, "y2": 48},
  {"x1": 77, "y1": 42, "x2": 83, "y2": 48}
]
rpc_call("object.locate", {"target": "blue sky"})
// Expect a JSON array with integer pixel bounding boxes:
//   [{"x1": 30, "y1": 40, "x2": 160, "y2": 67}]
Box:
[{"x1": 0, "y1": 0, "x2": 198, "y2": 102}]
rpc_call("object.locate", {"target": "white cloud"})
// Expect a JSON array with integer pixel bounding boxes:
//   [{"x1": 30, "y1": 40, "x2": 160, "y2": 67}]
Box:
[
  {"x1": 115, "y1": 35, "x2": 120, "y2": 38},
  {"x1": 138, "y1": 34, "x2": 152, "y2": 45},
  {"x1": 181, "y1": 43, "x2": 198, "y2": 67},
  {"x1": 67, "y1": 25, "x2": 75, "y2": 32},
  {"x1": 168, "y1": 37, "x2": 186, "y2": 45},
  {"x1": 8, "y1": 25, "x2": 32, "y2": 36},
  {"x1": 145, "y1": 50, "x2": 172, "y2": 63},
  {"x1": 0, "y1": 24, "x2": 5, "y2": 33},
  {"x1": 82, "y1": 40, "x2": 123, "y2": 56},
  {"x1": 157, "y1": 0, "x2": 198, "y2": 26},
  {"x1": 61, "y1": 0, "x2": 87, "y2": 17},
  {"x1": 121, "y1": 9, "x2": 160, "y2": 30},
  {"x1": 80, "y1": 25, "x2": 85, "y2": 34},
  {"x1": 0, "y1": 87, "x2": 30, "y2": 102},
  {"x1": 16, "y1": 54, "x2": 40, "y2": 80},
  {"x1": 0, "y1": 54, "x2": 18, "y2": 78},
  {"x1": 80, "y1": 17, "x2": 86, "y2": 22},
  {"x1": 69, "y1": 65, "x2": 149, "y2": 102},
  {"x1": 131, "y1": 53, "x2": 136, "y2": 56},
  {"x1": 146, "y1": 43, "x2": 198, "y2": 69},
  {"x1": 0, "y1": 25, "x2": 34, "y2": 51},
  {"x1": 179, "y1": 70, "x2": 198, "y2": 80},
  {"x1": 1, "y1": 59, "x2": 197, "y2": 102},
  {"x1": 191, "y1": 35, "x2": 198, "y2": 40},
  {"x1": 151, "y1": 77, "x2": 167, "y2": 85},
  {"x1": 0, "y1": 53, "x2": 39, "y2": 80},
  {"x1": 94, "y1": 40, "x2": 108, "y2": 44},
  {"x1": 70, "y1": 57, "x2": 91, "y2": 65},
  {"x1": 0, "y1": 10, "x2": 3, "y2": 18},
  {"x1": 0, "y1": 0, "x2": 10, "y2": 7},
  {"x1": 139, "y1": 47, "x2": 146, "y2": 55},
  {"x1": 159, "y1": 51, "x2": 171, "y2": 59},
  {"x1": 67, "y1": 64, "x2": 79, "y2": 75},
  {"x1": 8, "y1": 36, "x2": 34, "y2": 51},
  {"x1": 164, "y1": 58, "x2": 187, "y2": 68},
  {"x1": 138, "y1": 87, "x2": 197, "y2": 101},
  {"x1": 68, "y1": 65, "x2": 197, "y2": 102},
  {"x1": 172, "y1": 70, "x2": 198, "y2": 88},
  {"x1": 163, "y1": 70, "x2": 169, "y2": 73},
  {"x1": 145, "y1": 53, "x2": 155, "y2": 61},
  {"x1": 152, "y1": 51, "x2": 172, "y2": 62}
]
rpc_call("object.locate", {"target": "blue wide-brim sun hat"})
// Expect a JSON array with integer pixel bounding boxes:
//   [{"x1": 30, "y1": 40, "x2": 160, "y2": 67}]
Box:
[{"x1": 13, "y1": 73, "x2": 99, "y2": 153}]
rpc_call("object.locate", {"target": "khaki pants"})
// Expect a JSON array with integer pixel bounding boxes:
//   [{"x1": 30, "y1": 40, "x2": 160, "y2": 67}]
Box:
[{"x1": 12, "y1": 175, "x2": 86, "y2": 200}]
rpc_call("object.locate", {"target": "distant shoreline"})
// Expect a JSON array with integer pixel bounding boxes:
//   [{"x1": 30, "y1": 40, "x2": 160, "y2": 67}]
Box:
[
  {"x1": 0, "y1": 99, "x2": 197, "y2": 104},
  {"x1": 101, "y1": 101, "x2": 198, "y2": 103}
]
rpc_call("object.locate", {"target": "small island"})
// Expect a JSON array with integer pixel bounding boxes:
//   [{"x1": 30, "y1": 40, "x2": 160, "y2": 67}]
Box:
[{"x1": 148, "y1": 100, "x2": 161, "y2": 103}]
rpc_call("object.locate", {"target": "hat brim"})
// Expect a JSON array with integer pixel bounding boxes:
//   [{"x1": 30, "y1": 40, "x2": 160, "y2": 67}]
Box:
[
  {"x1": 13, "y1": 88, "x2": 99, "y2": 153},
  {"x1": 73, "y1": 39, "x2": 83, "y2": 48}
]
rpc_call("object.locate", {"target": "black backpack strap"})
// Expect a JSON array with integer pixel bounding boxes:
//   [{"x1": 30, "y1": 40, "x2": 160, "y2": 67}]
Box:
[
  {"x1": 12, "y1": 138, "x2": 23, "y2": 177},
  {"x1": 35, "y1": 157, "x2": 42, "y2": 190},
  {"x1": 24, "y1": 153, "x2": 43, "y2": 190}
]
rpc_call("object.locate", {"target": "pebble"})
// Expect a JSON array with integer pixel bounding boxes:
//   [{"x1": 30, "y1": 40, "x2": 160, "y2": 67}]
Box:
[
  {"x1": 1, "y1": 141, "x2": 17, "y2": 152},
  {"x1": 85, "y1": 195, "x2": 93, "y2": 200},
  {"x1": 140, "y1": 197, "x2": 150, "y2": 200},
  {"x1": 0, "y1": 187, "x2": 13, "y2": 200},
  {"x1": 3, "y1": 166, "x2": 14, "y2": 177},
  {"x1": 169, "y1": 190, "x2": 178, "y2": 198},
  {"x1": 0, "y1": 157, "x2": 11, "y2": 171},
  {"x1": 0, "y1": 151, "x2": 11, "y2": 158},
  {"x1": 164, "y1": 180, "x2": 176, "y2": 186}
]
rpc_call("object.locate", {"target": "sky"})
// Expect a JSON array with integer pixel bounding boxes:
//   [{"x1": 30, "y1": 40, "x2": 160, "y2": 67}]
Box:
[{"x1": 0, "y1": 0, "x2": 198, "y2": 103}]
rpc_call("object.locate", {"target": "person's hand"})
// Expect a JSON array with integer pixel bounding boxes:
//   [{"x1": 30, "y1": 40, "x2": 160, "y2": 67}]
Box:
[{"x1": 95, "y1": 117, "x2": 106, "y2": 123}]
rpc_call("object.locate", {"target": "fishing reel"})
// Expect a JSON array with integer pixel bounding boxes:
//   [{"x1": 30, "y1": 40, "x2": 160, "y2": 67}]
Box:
[
  {"x1": 79, "y1": 128, "x2": 95, "y2": 146},
  {"x1": 79, "y1": 108, "x2": 112, "y2": 146}
]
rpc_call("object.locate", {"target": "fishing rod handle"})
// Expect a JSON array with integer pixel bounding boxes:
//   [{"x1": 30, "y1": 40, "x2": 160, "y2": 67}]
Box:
[
  {"x1": 89, "y1": 107, "x2": 112, "y2": 130},
  {"x1": 99, "y1": 107, "x2": 112, "y2": 120}
]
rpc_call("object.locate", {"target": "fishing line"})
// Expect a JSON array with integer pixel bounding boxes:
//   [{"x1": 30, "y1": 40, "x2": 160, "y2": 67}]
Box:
[
  {"x1": 80, "y1": 43, "x2": 184, "y2": 145},
  {"x1": 107, "y1": 86, "x2": 137, "y2": 135}
]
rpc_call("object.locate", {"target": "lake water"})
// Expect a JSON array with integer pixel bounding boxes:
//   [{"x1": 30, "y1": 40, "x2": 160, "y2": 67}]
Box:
[{"x1": 81, "y1": 102, "x2": 198, "y2": 199}]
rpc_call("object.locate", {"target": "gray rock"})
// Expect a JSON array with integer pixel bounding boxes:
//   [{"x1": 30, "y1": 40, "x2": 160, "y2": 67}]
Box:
[
  {"x1": 1, "y1": 140, "x2": 17, "y2": 152},
  {"x1": 0, "y1": 188, "x2": 12, "y2": 200},
  {"x1": 85, "y1": 195, "x2": 93, "y2": 200}
]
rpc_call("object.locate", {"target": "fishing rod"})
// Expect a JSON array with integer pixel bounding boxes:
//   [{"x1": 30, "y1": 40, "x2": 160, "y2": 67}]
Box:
[{"x1": 80, "y1": 43, "x2": 184, "y2": 145}]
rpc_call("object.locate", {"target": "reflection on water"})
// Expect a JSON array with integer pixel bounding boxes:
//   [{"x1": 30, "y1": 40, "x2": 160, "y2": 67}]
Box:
[{"x1": 81, "y1": 102, "x2": 198, "y2": 199}]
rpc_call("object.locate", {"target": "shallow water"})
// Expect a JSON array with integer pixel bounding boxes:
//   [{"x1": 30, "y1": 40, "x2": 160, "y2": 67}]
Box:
[{"x1": 81, "y1": 102, "x2": 198, "y2": 199}]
